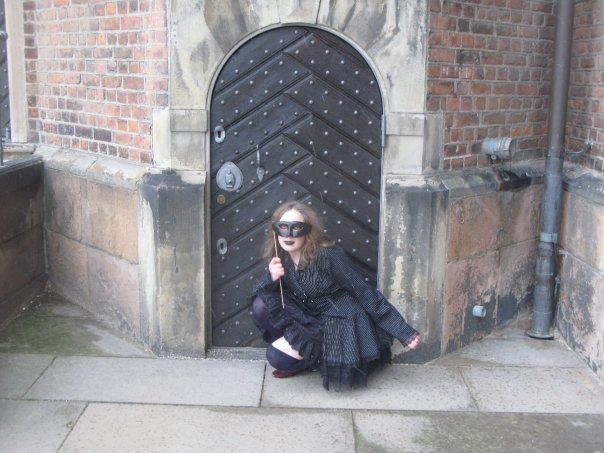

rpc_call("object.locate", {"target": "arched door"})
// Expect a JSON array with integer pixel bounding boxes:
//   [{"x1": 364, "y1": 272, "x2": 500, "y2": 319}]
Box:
[{"x1": 210, "y1": 26, "x2": 383, "y2": 347}]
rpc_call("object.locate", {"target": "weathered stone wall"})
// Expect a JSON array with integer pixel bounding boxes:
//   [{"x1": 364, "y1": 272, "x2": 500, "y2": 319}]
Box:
[
  {"x1": 138, "y1": 170, "x2": 207, "y2": 357},
  {"x1": 557, "y1": 168, "x2": 604, "y2": 379},
  {"x1": 165, "y1": 0, "x2": 429, "y2": 174},
  {"x1": 39, "y1": 145, "x2": 208, "y2": 356},
  {"x1": 382, "y1": 164, "x2": 543, "y2": 362},
  {"x1": 442, "y1": 172, "x2": 542, "y2": 352},
  {"x1": 0, "y1": 157, "x2": 46, "y2": 327},
  {"x1": 40, "y1": 146, "x2": 145, "y2": 337},
  {"x1": 20, "y1": 1, "x2": 602, "y2": 367}
]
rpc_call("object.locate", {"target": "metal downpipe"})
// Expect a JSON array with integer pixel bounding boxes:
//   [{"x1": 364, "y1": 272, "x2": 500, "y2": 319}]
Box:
[{"x1": 528, "y1": 0, "x2": 575, "y2": 339}]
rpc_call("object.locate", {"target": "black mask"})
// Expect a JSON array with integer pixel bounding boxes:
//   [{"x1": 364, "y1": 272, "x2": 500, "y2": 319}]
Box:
[{"x1": 272, "y1": 221, "x2": 312, "y2": 238}]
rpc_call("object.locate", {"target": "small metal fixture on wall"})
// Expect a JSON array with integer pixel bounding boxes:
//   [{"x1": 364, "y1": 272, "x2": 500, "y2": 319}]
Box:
[
  {"x1": 481, "y1": 137, "x2": 516, "y2": 161},
  {"x1": 472, "y1": 305, "x2": 487, "y2": 318}
]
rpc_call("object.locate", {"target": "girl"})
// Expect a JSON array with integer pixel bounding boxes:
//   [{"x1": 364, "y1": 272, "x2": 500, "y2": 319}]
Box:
[{"x1": 250, "y1": 201, "x2": 420, "y2": 391}]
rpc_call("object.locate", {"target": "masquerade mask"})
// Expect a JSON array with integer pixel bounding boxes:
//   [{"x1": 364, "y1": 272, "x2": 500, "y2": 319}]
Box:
[{"x1": 272, "y1": 221, "x2": 312, "y2": 238}]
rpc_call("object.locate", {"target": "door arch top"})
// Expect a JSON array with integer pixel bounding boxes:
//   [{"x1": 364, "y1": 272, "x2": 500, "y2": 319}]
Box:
[{"x1": 170, "y1": 0, "x2": 428, "y2": 116}]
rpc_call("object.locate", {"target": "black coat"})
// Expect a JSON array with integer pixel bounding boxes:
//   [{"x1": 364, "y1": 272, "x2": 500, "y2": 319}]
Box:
[{"x1": 253, "y1": 245, "x2": 418, "y2": 390}]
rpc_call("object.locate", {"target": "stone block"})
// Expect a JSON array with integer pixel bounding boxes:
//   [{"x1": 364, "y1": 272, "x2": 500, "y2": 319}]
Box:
[
  {"x1": 170, "y1": 109, "x2": 207, "y2": 132},
  {"x1": 382, "y1": 177, "x2": 448, "y2": 362},
  {"x1": 86, "y1": 156, "x2": 147, "y2": 190},
  {"x1": 0, "y1": 227, "x2": 45, "y2": 301},
  {"x1": 0, "y1": 183, "x2": 43, "y2": 243},
  {"x1": 0, "y1": 274, "x2": 47, "y2": 328},
  {"x1": 0, "y1": 354, "x2": 55, "y2": 398},
  {"x1": 139, "y1": 171, "x2": 206, "y2": 356},
  {"x1": 557, "y1": 253, "x2": 604, "y2": 380},
  {"x1": 448, "y1": 192, "x2": 501, "y2": 261},
  {"x1": 88, "y1": 247, "x2": 141, "y2": 335},
  {"x1": 386, "y1": 112, "x2": 425, "y2": 136},
  {"x1": 462, "y1": 366, "x2": 604, "y2": 413},
  {"x1": 500, "y1": 184, "x2": 542, "y2": 247},
  {"x1": 170, "y1": 131, "x2": 206, "y2": 170},
  {"x1": 498, "y1": 240, "x2": 537, "y2": 325},
  {"x1": 44, "y1": 168, "x2": 84, "y2": 241},
  {"x1": 82, "y1": 180, "x2": 138, "y2": 263},
  {"x1": 0, "y1": 400, "x2": 85, "y2": 453},
  {"x1": 278, "y1": 0, "x2": 321, "y2": 23},
  {"x1": 442, "y1": 252, "x2": 498, "y2": 353},
  {"x1": 262, "y1": 364, "x2": 473, "y2": 411},
  {"x1": 61, "y1": 403, "x2": 352, "y2": 453},
  {"x1": 47, "y1": 230, "x2": 90, "y2": 303},
  {"x1": 383, "y1": 135, "x2": 424, "y2": 175},
  {"x1": 448, "y1": 184, "x2": 541, "y2": 262},
  {"x1": 560, "y1": 190, "x2": 604, "y2": 272}
]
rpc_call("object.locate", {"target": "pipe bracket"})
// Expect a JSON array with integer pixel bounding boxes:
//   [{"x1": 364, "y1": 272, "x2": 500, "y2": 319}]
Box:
[{"x1": 539, "y1": 232, "x2": 558, "y2": 243}]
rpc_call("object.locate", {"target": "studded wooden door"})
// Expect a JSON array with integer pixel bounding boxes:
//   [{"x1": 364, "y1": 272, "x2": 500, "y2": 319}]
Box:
[{"x1": 210, "y1": 26, "x2": 383, "y2": 347}]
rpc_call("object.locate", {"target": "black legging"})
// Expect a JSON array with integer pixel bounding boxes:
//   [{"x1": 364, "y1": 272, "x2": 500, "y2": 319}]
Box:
[
  {"x1": 250, "y1": 296, "x2": 282, "y2": 342},
  {"x1": 251, "y1": 296, "x2": 306, "y2": 372}
]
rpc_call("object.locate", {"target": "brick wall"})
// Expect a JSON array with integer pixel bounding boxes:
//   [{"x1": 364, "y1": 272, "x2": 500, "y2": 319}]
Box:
[
  {"x1": 23, "y1": 0, "x2": 168, "y2": 163},
  {"x1": 567, "y1": 0, "x2": 604, "y2": 173},
  {"x1": 427, "y1": 0, "x2": 555, "y2": 170}
]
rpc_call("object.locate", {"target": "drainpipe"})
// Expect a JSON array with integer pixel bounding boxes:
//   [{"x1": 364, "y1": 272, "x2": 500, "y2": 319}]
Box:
[{"x1": 528, "y1": 1, "x2": 575, "y2": 339}]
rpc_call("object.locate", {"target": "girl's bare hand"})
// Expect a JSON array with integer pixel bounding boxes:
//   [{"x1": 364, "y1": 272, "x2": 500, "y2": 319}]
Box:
[
  {"x1": 268, "y1": 257, "x2": 285, "y2": 282},
  {"x1": 406, "y1": 335, "x2": 420, "y2": 350}
]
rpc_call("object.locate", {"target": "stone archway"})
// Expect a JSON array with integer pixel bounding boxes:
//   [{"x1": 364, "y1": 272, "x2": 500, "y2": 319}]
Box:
[{"x1": 152, "y1": 1, "x2": 438, "y2": 358}]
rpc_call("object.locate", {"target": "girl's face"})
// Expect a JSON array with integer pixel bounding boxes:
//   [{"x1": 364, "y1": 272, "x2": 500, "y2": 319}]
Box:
[{"x1": 277, "y1": 209, "x2": 307, "y2": 255}]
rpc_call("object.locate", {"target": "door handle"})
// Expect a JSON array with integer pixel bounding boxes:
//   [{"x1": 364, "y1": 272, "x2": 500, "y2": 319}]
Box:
[{"x1": 216, "y1": 161, "x2": 243, "y2": 192}]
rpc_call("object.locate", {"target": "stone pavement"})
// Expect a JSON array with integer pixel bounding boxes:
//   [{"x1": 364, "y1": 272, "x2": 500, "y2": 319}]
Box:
[{"x1": 1, "y1": 291, "x2": 604, "y2": 453}]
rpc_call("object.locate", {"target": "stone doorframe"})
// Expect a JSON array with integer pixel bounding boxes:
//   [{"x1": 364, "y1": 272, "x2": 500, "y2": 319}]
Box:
[{"x1": 147, "y1": 1, "x2": 444, "y2": 357}]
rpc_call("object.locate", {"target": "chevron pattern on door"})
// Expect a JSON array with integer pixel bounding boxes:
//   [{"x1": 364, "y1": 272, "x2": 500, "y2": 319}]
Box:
[{"x1": 210, "y1": 26, "x2": 383, "y2": 347}]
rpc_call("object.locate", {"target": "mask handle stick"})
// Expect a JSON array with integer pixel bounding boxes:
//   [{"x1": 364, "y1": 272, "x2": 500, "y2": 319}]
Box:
[{"x1": 273, "y1": 231, "x2": 285, "y2": 308}]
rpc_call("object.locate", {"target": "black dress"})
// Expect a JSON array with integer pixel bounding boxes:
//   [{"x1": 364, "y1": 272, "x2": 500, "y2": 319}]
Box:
[{"x1": 252, "y1": 246, "x2": 419, "y2": 391}]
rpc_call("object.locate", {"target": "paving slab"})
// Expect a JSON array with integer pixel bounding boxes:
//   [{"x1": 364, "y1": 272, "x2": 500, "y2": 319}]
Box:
[
  {"x1": 0, "y1": 353, "x2": 54, "y2": 398},
  {"x1": 462, "y1": 366, "x2": 604, "y2": 414},
  {"x1": 353, "y1": 411, "x2": 604, "y2": 453},
  {"x1": 0, "y1": 299, "x2": 150, "y2": 357},
  {"x1": 262, "y1": 364, "x2": 476, "y2": 411},
  {"x1": 28, "y1": 294, "x2": 93, "y2": 318},
  {"x1": 26, "y1": 356, "x2": 266, "y2": 407},
  {"x1": 0, "y1": 399, "x2": 85, "y2": 453},
  {"x1": 431, "y1": 336, "x2": 586, "y2": 368},
  {"x1": 59, "y1": 403, "x2": 354, "y2": 453}
]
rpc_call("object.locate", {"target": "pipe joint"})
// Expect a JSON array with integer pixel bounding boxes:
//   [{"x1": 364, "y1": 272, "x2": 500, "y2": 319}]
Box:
[{"x1": 539, "y1": 232, "x2": 558, "y2": 243}]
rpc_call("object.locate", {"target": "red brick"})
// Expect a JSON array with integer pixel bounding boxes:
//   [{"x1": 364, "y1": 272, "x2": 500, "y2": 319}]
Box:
[
  {"x1": 483, "y1": 112, "x2": 506, "y2": 125},
  {"x1": 430, "y1": 47, "x2": 457, "y2": 63},
  {"x1": 518, "y1": 84, "x2": 539, "y2": 96},
  {"x1": 455, "y1": 113, "x2": 479, "y2": 127},
  {"x1": 429, "y1": 81, "x2": 456, "y2": 95}
]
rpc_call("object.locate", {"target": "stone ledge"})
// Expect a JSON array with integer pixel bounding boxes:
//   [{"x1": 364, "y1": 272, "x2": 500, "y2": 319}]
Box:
[
  {"x1": 35, "y1": 146, "x2": 149, "y2": 190},
  {"x1": 386, "y1": 161, "x2": 546, "y2": 199},
  {"x1": 563, "y1": 165, "x2": 604, "y2": 206}
]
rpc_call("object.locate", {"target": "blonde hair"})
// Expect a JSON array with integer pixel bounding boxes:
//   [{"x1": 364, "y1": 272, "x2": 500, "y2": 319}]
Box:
[{"x1": 262, "y1": 201, "x2": 334, "y2": 268}]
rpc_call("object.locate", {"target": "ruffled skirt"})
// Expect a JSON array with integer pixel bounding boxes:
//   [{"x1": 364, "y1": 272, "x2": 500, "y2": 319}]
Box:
[{"x1": 254, "y1": 290, "x2": 394, "y2": 391}]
